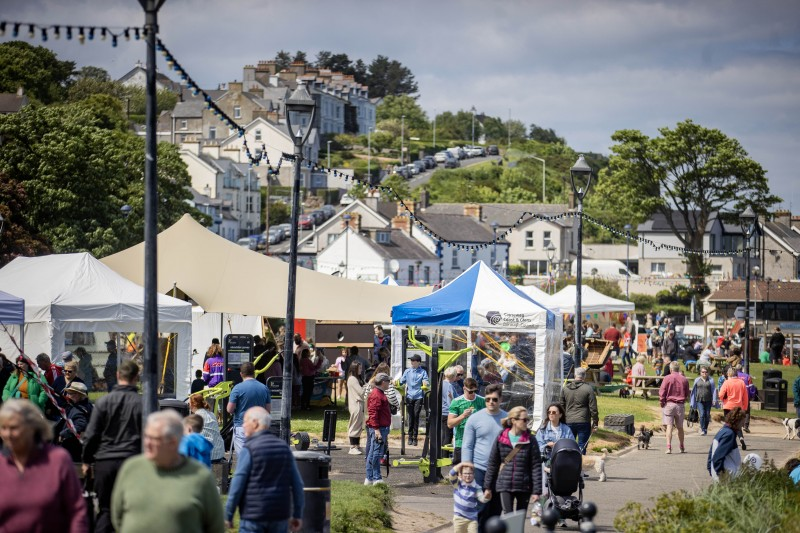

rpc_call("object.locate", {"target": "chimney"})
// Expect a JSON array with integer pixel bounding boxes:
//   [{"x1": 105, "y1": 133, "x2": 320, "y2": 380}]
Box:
[
  {"x1": 243, "y1": 65, "x2": 255, "y2": 81},
  {"x1": 773, "y1": 209, "x2": 791, "y2": 226},
  {"x1": 419, "y1": 189, "x2": 430, "y2": 209},
  {"x1": 249, "y1": 87, "x2": 263, "y2": 98},
  {"x1": 463, "y1": 203, "x2": 481, "y2": 219},
  {"x1": 568, "y1": 191, "x2": 576, "y2": 210},
  {"x1": 201, "y1": 143, "x2": 221, "y2": 159},
  {"x1": 228, "y1": 81, "x2": 243, "y2": 94},
  {"x1": 391, "y1": 215, "x2": 411, "y2": 233},
  {"x1": 181, "y1": 140, "x2": 200, "y2": 155},
  {"x1": 363, "y1": 196, "x2": 378, "y2": 211},
  {"x1": 290, "y1": 61, "x2": 307, "y2": 76}
]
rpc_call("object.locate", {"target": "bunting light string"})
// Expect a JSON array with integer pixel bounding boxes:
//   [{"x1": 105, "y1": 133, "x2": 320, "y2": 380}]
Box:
[{"x1": 0, "y1": 20, "x2": 144, "y2": 47}]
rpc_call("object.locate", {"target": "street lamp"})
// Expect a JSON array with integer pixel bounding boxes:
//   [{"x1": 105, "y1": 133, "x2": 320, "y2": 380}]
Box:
[
  {"x1": 491, "y1": 221, "x2": 499, "y2": 266},
  {"x1": 367, "y1": 127, "x2": 373, "y2": 184},
  {"x1": 740, "y1": 205, "x2": 757, "y2": 375},
  {"x1": 400, "y1": 114, "x2": 405, "y2": 167},
  {"x1": 624, "y1": 223, "x2": 632, "y2": 300},
  {"x1": 327, "y1": 140, "x2": 332, "y2": 169},
  {"x1": 471, "y1": 106, "x2": 476, "y2": 148},
  {"x1": 343, "y1": 213, "x2": 351, "y2": 280},
  {"x1": 433, "y1": 108, "x2": 436, "y2": 150},
  {"x1": 528, "y1": 155, "x2": 546, "y2": 203},
  {"x1": 570, "y1": 155, "x2": 594, "y2": 366},
  {"x1": 545, "y1": 242, "x2": 556, "y2": 295},
  {"x1": 281, "y1": 82, "x2": 316, "y2": 443}
]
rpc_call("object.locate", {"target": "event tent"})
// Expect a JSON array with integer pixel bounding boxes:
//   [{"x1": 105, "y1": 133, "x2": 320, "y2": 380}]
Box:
[
  {"x1": 549, "y1": 284, "x2": 635, "y2": 315},
  {"x1": 191, "y1": 306, "x2": 261, "y2": 374},
  {"x1": 515, "y1": 284, "x2": 557, "y2": 310},
  {"x1": 0, "y1": 253, "x2": 193, "y2": 396},
  {"x1": 379, "y1": 275, "x2": 399, "y2": 286},
  {"x1": 0, "y1": 289, "x2": 25, "y2": 352},
  {"x1": 392, "y1": 261, "x2": 563, "y2": 427},
  {"x1": 101, "y1": 214, "x2": 431, "y2": 322}
]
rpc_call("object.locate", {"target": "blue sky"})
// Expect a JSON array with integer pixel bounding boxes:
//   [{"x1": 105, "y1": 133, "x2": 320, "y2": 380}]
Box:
[{"x1": 3, "y1": 0, "x2": 799, "y2": 209}]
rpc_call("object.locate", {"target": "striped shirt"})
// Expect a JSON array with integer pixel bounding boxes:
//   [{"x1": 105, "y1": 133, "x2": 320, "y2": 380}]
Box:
[{"x1": 448, "y1": 468, "x2": 482, "y2": 521}]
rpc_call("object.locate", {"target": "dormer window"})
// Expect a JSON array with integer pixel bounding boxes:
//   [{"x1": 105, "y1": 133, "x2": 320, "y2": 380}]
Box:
[{"x1": 376, "y1": 231, "x2": 391, "y2": 244}]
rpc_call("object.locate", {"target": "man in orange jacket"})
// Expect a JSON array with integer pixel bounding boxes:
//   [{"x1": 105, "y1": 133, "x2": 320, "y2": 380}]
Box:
[{"x1": 718, "y1": 366, "x2": 749, "y2": 449}]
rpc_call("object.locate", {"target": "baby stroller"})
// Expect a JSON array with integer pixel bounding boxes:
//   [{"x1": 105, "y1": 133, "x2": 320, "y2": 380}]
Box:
[{"x1": 543, "y1": 438, "x2": 584, "y2": 523}]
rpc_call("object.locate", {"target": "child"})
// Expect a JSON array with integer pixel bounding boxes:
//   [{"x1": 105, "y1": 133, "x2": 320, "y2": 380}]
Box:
[
  {"x1": 448, "y1": 461, "x2": 486, "y2": 533},
  {"x1": 179, "y1": 414, "x2": 213, "y2": 468},
  {"x1": 190, "y1": 369, "x2": 205, "y2": 394},
  {"x1": 653, "y1": 356, "x2": 663, "y2": 376}
]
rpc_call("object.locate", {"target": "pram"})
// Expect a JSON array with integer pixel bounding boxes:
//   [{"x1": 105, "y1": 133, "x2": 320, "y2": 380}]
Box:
[{"x1": 543, "y1": 438, "x2": 584, "y2": 523}]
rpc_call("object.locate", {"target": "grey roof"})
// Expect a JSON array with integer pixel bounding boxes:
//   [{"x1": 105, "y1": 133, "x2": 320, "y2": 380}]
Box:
[
  {"x1": 420, "y1": 203, "x2": 572, "y2": 228},
  {"x1": 637, "y1": 210, "x2": 718, "y2": 233},
  {"x1": 765, "y1": 221, "x2": 800, "y2": 253},
  {"x1": 361, "y1": 230, "x2": 438, "y2": 261},
  {"x1": 211, "y1": 157, "x2": 249, "y2": 176},
  {"x1": 414, "y1": 212, "x2": 494, "y2": 243},
  {"x1": 172, "y1": 99, "x2": 205, "y2": 118},
  {"x1": 376, "y1": 201, "x2": 399, "y2": 221},
  {"x1": 0, "y1": 93, "x2": 28, "y2": 113}
]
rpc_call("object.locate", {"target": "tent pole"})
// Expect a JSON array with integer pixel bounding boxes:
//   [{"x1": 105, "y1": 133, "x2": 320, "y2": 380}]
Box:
[
  {"x1": 400, "y1": 328, "x2": 407, "y2": 456},
  {"x1": 466, "y1": 328, "x2": 473, "y2": 378},
  {"x1": 424, "y1": 345, "x2": 441, "y2": 483}
]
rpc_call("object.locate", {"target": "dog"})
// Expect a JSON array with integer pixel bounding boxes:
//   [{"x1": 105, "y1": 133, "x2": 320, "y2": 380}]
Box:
[
  {"x1": 594, "y1": 450, "x2": 608, "y2": 482},
  {"x1": 619, "y1": 387, "x2": 631, "y2": 399},
  {"x1": 783, "y1": 418, "x2": 800, "y2": 440},
  {"x1": 637, "y1": 425, "x2": 653, "y2": 450}
]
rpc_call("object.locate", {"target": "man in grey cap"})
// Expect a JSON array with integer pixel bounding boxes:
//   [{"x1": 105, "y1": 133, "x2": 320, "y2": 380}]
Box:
[
  {"x1": 399, "y1": 354, "x2": 428, "y2": 446},
  {"x1": 365, "y1": 373, "x2": 392, "y2": 485}
]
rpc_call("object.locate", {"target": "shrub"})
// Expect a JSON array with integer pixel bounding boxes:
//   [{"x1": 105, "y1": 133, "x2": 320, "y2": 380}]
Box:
[
  {"x1": 331, "y1": 481, "x2": 393, "y2": 533},
  {"x1": 614, "y1": 464, "x2": 800, "y2": 532}
]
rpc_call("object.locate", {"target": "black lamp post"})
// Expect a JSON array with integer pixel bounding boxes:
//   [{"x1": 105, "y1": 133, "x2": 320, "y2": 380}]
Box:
[
  {"x1": 624, "y1": 223, "x2": 632, "y2": 299},
  {"x1": 491, "y1": 221, "x2": 498, "y2": 266},
  {"x1": 740, "y1": 206, "x2": 756, "y2": 375},
  {"x1": 281, "y1": 83, "x2": 316, "y2": 443},
  {"x1": 546, "y1": 242, "x2": 556, "y2": 295},
  {"x1": 570, "y1": 155, "x2": 593, "y2": 364}
]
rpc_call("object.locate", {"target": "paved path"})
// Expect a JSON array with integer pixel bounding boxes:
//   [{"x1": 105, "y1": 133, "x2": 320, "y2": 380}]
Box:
[{"x1": 328, "y1": 417, "x2": 800, "y2": 532}]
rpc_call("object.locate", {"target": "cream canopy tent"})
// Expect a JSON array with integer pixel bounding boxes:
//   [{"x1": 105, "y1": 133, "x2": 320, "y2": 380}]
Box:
[
  {"x1": 0, "y1": 253, "x2": 193, "y2": 395},
  {"x1": 549, "y1": 285, "x2": 635, "y2": 314},
  {"x1": 515, "y1": 284, "x2": 557, "y2": 310},
  {"x1": 101, "y1": 214, "x2": 431, "y2": 321}
]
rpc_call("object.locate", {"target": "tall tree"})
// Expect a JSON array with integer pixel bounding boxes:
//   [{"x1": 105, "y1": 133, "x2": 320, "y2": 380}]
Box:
[
  {"x1": 0, "y1": 172, "x2": 51, "y2": 266},
  {"x1": 376, "y1": 95, "x2": 428, "y2": 131},
  {"x1": 0, "y1": 41, "x2": 75, "y2": 104},
  {"x1": 597, "y1": 119, "x2": 780, "y2": 290},
  {"x1": 528, "y1": 123, "x2": 565, "y2": 144},
  {"x1": 366, "y1": 55, "x2": 418, "y2": 98},
  {"x1": 274, "y1": 50, "x2": 292, "y2": 72}
]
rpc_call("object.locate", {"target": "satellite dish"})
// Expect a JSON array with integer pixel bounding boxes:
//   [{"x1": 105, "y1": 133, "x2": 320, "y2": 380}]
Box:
[{"x1": 389, "y1": 260, "x2": 400, "y2": 274}]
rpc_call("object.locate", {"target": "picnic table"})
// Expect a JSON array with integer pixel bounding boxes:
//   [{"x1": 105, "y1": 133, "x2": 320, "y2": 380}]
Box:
[{"x1": 630, "y1": 374, "x2": 664, "y2": 398}]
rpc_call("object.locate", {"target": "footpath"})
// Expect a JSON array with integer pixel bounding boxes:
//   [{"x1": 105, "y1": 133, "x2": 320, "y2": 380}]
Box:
[{"x1": 327, "y1": 416, "x2": 800, "y2": 532}]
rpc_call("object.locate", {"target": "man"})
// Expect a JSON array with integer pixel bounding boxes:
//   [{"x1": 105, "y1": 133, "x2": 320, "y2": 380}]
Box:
[
  {"x1": 659, "y1": 360, "x2": 690, "y2": 454},
  {"x1": 366, "y1": 373, "x2": 393, "y2": 485},
  {"x1": 202, "y1": 343, "x2": 225, "y2": 388},
  {"x1": 112, "y1": 410, "x2": 224, "y2": 533},
  {"x1": 718, "y1": 366, "x2": 749, "y2": 449},
  {"x1": 56, "y1": 381, "x2": 93, "y2": 462},
  {"x1": 225, "y1": 407, "x2": 304, "y2": 532},
  {"x1": 769, "y1": 326, "x2": 786, "y2": 365},
  {"x1": 342, "y1": 345, "x2": 368, "y2": 381},
  {"x1": 560, "y1": 367, "x2": 599, "y2": 455},
  {"x1": 448, "y1": 377, "x2": 486, "y2": 465},
  {"x1": 400, "y1": 354, "x2": 429, "y2": 446},
  {"x1": 36, "y1": 352, "x2": 62, "y2": 386},
  {"x1": 662, "y1": 330, "x2": 678, "y2": 361},
  {"x1": 227, "y1": 362, "x2": 272, "y2": 455},
  {"x1": 603, "y1": 324, "x2": 621, "y2": 357},
  {"x1": 373, "y1": 325, "x2": 391, "y2": 365},
  {"x1": 82, "y1": 360, "x2": 143, "y2": 533},
  {"x1": 103, "y1": 341, "x2": 118, "y2": 392},
  {"x1": 462, "y1": 384, "x2": 506, "y2": 532}
]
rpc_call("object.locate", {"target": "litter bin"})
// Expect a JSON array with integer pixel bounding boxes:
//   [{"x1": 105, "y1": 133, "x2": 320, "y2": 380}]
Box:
[
  {"x1": 763, "y1": 369, "x2": 782, "y2": 385},
  {"x1": 294, "y1": 450, "x2": 331, "y2": 533},
  {"x1": 158, "y1": 398, "x2": 189, "y2": 417},
  {"x1": 763, "y1": 378, "x2": 788, "y2": 412}
]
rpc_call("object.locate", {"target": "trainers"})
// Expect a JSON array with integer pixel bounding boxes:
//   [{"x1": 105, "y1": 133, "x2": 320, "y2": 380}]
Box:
[
  {"x1": 680, "y1": 446, "x2": 686, "y2": 454},
  {"x1": 364, "y1": 478, "x2": 371, "y2": 486},
  {"x1": 740, "y1": 440, "x2": 747, "y2": 451},
  {"x1": 373, "y1": 479, "x2": 385, "y2": 485},
  {"x1": 348, "y1": 447, "x2": 362, "y2": 455},
  {"x1": 743, "y1": 427, "x2": 750, "y2": 433},
  {"x1": 665, "y1": 447, "x2": 672, "y2": 454}
]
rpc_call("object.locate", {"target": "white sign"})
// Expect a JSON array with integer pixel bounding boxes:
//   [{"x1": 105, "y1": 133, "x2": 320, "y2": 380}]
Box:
[{"x1": 734, "y1": 306, "x2": 756, "y2": 320}]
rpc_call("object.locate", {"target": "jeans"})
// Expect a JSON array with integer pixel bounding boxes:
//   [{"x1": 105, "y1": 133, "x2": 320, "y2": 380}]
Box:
[
  {"x1": 233, "y1": 426, "x2": 246, "y2": 456},
  {"x1": 499, "y1": 492, "x2": 531, "y2": 514},
  {"x1": 239, "y1": 519, "x2": 288, "y2": 533},
  {"x1": 697, "y1": 400, "x2": 712, "y2": 433},
  {"x1": 442, "y1": 415, "x2": 454, "y2": 448},
  {"x1": 406, "y1": 398, "x2": 424, "y2": 441},
  {"x1": 796, "y1": 406, "x2": 800, "y2": 418},
  {"x1": 567, "y1": 422, "x2": 592, "y2": 455},
  {"x1": 621, "y1": 348, "x2": 633, "y2": 369},
  {"x1": 366, "y1": 426, "x2": 389, "y2": 482}
]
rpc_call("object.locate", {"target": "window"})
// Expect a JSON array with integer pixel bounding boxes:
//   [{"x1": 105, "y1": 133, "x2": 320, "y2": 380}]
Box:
[
  {"x1": 451, "y1": 248, "x2": 459, "y2": 269},
  {"x1": 710, "y1": 264, "x2": 723, "y2": 274},
  {"x1": 423, "y1": 266, "x2": 430, "y2": 285},
  {"x1": 407, "y1": 265, "x2": 415, "y2": 285},
  {"x1": 710, "y1": 234, "x2": 717, "y2": 251},
  {"x1": 209, "y1": 126, "x2": 216, "y2": 140},
  {"x1": 543, "y1": 231, "x2": 551, "y2": 248},
  {"x1": 471, "y1": 248, "x2": 477, "y2": 265},
  {"x1": 327, "y1": 234, "x2": 337, "y2": 245},
  {"x1": 246, "y1": 194, "x2": 254, "y2": 214},
  {"x1": 376, "y1": 231, "x2": 391, "y2": 244},
  {"x1": 255, "y1": 129, "x2": 262, "y2": 141},
  {"x1": 651, "y1": 262, "x2": 666, "y2": 274},
  {"x1": 180, "y1": 120, "x2": 187, "y2": 130},
  {"x1": 525, "y1": 231, "x2": 534, "y2": 249},
  {"x1": 233, "y1": 106, "x2": 241, "y2": 119}
]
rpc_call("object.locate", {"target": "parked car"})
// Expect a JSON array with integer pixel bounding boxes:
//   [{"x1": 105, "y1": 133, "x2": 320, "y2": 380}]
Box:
[
  {"x1": 310, "y1": 210, "x2": 326, "y2": 225},
  {"x1": 487, "y1": 145, "x2": 499, "y2": 155},
  {"x1": 340, "y1": 193, "x2": 354, "y2": 205},
  {"x1": 276, "y1": 223, "x2": 292, "y2": 239},
  {"x1": 434, "y1": 151, "x2": 449, "y2": 164},
  {"x1": 413, "y1": 160, "x2": 426, "y2": 173},
  {"x1": 406, "y1": 163, "x2": 419, "y2": 176},
  {"x1": 442, "y1": 151, "x2": 460, "y2": 169},
  {"x1": 393, "y1": 165, "x2": 412, "y2": 179},
  {"x1": 237, "y1": 237, "x2": 256, "y2": 250},
  {"x1": 423, "y1": 155, "x2": 437, "y2": 169},
  {"x1": 267, "y1": 228, "x2": 283, "y2": 244},
  {"x1": 321, "y1": 205, "x2": 336, "y2": 218},
  {"x1": 298, "y1": 214, "x2": 314, "y2": 230}
]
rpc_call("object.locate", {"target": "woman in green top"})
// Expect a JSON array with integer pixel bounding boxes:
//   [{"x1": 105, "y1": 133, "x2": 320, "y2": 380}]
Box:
[{"x1": 2, "y1": 356, "x2": 48, "y2": 412}]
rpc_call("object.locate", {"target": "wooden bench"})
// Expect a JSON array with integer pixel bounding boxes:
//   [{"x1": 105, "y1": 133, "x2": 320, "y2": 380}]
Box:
[{"x1": 630, "y1": 375, "x2": 664, "y2": 398}]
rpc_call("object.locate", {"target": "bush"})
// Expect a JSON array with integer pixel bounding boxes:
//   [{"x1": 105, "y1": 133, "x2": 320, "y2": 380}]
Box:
[
  {"x1": 331, "y1": 481, "x2": 393, "y2": 533},
  {"x1": 614, "y1": 465, "x2": 800, "y2": 532}
]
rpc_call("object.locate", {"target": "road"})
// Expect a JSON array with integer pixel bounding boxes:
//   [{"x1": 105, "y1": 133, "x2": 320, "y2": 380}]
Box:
[{"x1": 391, "y1": 155, "x2": 502, "y2": 190}]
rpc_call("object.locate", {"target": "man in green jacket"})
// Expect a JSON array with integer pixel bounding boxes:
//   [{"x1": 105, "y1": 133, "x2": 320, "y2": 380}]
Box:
[
  {"x1": 2, "y1": 356, "x2": 47, "y2": 412},
  {"x1": 560, "y1": 367, "x2": 598, "y2": 455}
]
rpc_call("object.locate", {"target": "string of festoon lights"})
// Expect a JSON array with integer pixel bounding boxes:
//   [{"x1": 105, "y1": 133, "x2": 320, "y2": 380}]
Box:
[{"x1": 4, "y1": 21, "x2": 788, "y2": 258}]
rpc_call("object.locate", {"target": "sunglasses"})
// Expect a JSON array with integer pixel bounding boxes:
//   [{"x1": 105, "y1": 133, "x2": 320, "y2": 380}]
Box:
[
  {"x1": 465, "y1": 388, "x2": 477, "y2": 394},
  {"x1": 548, "y1": 410, "x2": 560, "y2": 415},
  {"x1": 64, "y1": 370, "x2": 75, "y2": 374},
  {"x1": 516, "y1": 418, "x2": 529, "y2": 422},
  {"x1": 485, "y1": 397, "x2": 500, "y2": 403},
  {"x1": 457, "y1": 373, "x2": 464, "y2": 377}
]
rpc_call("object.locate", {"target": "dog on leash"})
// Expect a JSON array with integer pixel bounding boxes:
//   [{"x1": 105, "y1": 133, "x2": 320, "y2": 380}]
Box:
[
  {"x1": 637, "y1": 425, "x2": 653, "y2": 450},
  {"x1": 783, "y1": 418, "x2": 800, "y2": 440},
  {"x1": 619, "y1": 387, "x2": 631, "y2": 399}
]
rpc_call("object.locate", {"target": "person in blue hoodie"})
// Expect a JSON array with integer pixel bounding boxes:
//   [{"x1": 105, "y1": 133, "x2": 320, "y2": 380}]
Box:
[
  {"x1": 179, "y1": 414, "x2": 213, "y2": 468},
  {"x1": 707, "y1": 407, "x2": 746, "y2": 481}
]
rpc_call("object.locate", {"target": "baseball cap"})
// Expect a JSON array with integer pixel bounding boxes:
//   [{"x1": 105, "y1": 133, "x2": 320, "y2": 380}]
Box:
[
  {"x1": 409, "y1": 354, "x2": 422, "y2": 362},
  {"x1": 64, "y1": 382, "x2": 88, "y2": 396},
  {"x1": 374, "y1": 373, "x2": 391, "y2": 383}
]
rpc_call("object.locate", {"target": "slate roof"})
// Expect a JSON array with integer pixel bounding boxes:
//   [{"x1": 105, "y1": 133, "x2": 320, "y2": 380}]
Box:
[
  {"x1": 0, "y1": 92, "x2": 28, "y2": 113},
  {"x1": 637, "y1": 210, "x2": 718, "y2": 233},
  {"x1": 361, "y1": 230, "x2": 438, "y2": 261},
  {"x1": 172, "y1": 100, "x2": 205, "y2": 118},
  {"x1": 708, "y1": 280, "x2": 800, "y2": 302},
  {"x1": 376, "y1": 201, "x2": 398, "y2": 221},
  {"x1": 414, "y1": 212, "x2": 494, "y2": 243},
  {"x1": 764, "y1": 221, "x2": 800, "y2": 254},
  {"x1": 420, "y1": 203, "x2": 572, "y2": 228}
]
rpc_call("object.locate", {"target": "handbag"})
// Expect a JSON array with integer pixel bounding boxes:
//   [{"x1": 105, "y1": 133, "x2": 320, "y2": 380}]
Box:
[
  {"x1": 497, "y1": 445, "x2": 522, "y2": 475},
  {"x1": 687, "y1": 407, "x2": 699, "y2": 426}
]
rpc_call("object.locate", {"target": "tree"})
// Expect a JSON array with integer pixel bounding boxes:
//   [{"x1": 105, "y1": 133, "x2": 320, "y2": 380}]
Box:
[
  {"x1": 598, "y1": 119, "x2": 780, "y2": 290},
  {"x1": 366, "y1": 55, "x2": 418, "y2": 98},
  {"x1": 75, "y1": 66, "x2": 110, "y2": 82},
  {"x1": 274, "y1": 50, "x2": 292, "y2": 72},
  {"x1": 0, "y1": 41, "x2": 75, "y2": 104},
  {"x1": 528, "y1": 123, "x2": 565, "y2": 144},
  {"x1": 292, "y1": 51, "x2": 307, "y2": 64},
  {"x1": 123, "y1": 86, "x2": 178, "y2": 116},
  {"x1": 0, "y1": 172, "x2": 51, "y2": 266},
  {"x1": 376, "y1": 95, "x2": 428, "y2": 131},
  {"x1": 378, "y1": 174, "x2": 410, "y2": 202}
]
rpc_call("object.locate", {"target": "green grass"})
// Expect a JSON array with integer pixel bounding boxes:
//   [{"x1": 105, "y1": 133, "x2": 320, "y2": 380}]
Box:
[{"x1": 596, "y1": 394, "x2": 660, "y2": 427}]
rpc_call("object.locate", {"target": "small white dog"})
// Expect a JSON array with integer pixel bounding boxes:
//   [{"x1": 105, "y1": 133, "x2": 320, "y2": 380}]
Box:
[{"x1": 782, "y1": 418, "x2": 800, "y2": 440}]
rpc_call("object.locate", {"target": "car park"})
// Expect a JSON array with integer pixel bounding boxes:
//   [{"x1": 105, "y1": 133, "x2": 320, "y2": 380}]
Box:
[{"x1": 298, "y1": 214, "x2": 314, "y2": 230}]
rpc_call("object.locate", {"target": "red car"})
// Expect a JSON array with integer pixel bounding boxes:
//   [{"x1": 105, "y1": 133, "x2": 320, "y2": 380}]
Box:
[{"x1": 298, "y1": 214, "x2": 314, "y2": 230}]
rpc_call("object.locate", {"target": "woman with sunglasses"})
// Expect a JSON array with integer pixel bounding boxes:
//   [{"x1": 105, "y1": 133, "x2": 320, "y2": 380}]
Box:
[
  {"x1": 484, "y1": 406, "x2": 542, "y2": 516},
  {"x1": 535, "y1": 403, "x2": 574, "y2": 458}
]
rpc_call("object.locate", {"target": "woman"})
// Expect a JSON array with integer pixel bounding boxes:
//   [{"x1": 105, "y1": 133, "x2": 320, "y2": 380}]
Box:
[
  {"x1": 363, "y1": 362, "x2": 400, "y2": 413},
  {"x1": 0, "y1": 399, "x2": 87, "y2": 532},
  {"x1": 481, "y1": 361, "x2": 503, "y2": 385},
  {"x1": 55, "y1": 381, "x2": 93, "y2": 462},
  {"x1": 708, "y1": 407, "x2": 746, "y2": 481},
  {"x1": 299, "y1": 348, "x2": 321, "y2": 410},
  {"x1": 188, "y1": 393, "x2": 225, "y2": 462},
  {"x1": 2, "y1": 356, "x2": 47, "y2": 412},
  {"x1": 535, "y1": 403, "x2": 575, "y2": 458},
  {"x1": 0, "y1": 352, "x2": 14, "y2": 395},
  {"x1": 335, "y1": 347, "x2": 347, "y2": 399},
  {"x1": 347, "y1": 362, "x2": 365, "y2": 455},
  {"x1": 74, "y1": 347, "x2": 95, "y2": 391},
  {"x1": 691, "y1": 366, "x2": 718, "y2": 436},
  {"x1": 484, "y1": 406, "x2": 543, "y2": 515}
]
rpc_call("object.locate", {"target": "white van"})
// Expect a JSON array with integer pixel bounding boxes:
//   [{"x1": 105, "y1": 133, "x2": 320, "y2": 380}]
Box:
[{"x1": 570, "y1": 259, "x2": 639, "y2": 280}]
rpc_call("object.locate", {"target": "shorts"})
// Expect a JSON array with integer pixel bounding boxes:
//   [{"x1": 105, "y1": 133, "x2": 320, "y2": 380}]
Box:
[{"x1": 662, "y1": 402, "x2": 685, "y2": 426}]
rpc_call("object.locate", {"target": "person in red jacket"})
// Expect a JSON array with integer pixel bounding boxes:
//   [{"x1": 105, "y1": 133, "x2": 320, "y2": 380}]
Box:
[{"x1": 365, "y1": 372, "x2": 392, "y2": 485}]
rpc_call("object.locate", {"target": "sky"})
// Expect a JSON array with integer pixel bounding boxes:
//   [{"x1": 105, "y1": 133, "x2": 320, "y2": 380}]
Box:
[{"x1": 2, "y1": 0, "x2": 799, "y2": 209}]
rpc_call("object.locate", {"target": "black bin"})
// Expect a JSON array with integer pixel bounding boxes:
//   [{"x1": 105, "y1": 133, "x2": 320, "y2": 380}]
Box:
[
  {"x1": 763, "y1": 369, "x2": 782, "y2": 386},
  {"x1": 294, "y1": 450, "x2": 331, "y2": 533},
  {"x1": 763, "y1": 378, "x2": 788, "y2": 412},
  {"x1": 158, "y1": 398, "x2": 189, "y2": 417}
]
